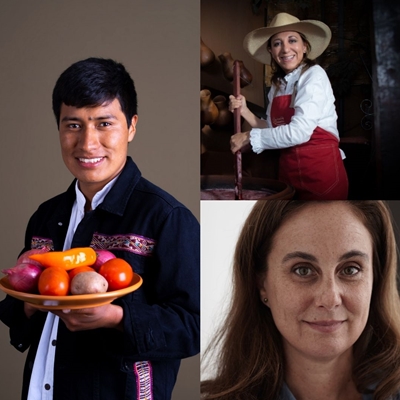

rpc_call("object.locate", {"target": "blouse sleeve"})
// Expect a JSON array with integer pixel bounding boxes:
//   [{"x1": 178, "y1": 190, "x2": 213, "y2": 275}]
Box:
[{"x1": 250, "y1": 67, "x2": 335, "y2": 153}]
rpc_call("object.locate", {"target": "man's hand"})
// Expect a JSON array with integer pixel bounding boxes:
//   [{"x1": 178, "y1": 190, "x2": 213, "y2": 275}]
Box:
[{"x1": 51, "y1": 303, "x2": 124, "y2": 332}]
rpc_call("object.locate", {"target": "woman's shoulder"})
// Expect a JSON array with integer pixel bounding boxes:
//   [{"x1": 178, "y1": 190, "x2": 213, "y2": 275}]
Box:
[
  {"x1": 299, "y1": 64, "x2": 331, "y2": 86},
  {"x1": 301, "y1": 64, "x2": 328, "y2": 79}
]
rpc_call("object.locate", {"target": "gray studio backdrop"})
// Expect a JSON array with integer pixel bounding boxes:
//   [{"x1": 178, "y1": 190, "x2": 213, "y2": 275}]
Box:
[{"x1": 0, "y1": 1, "x2": 199, "y2": 399}]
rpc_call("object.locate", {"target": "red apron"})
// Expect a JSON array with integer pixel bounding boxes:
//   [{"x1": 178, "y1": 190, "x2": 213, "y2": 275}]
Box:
[{"x1": 271, "y1": 94, "x2": 348, "y2": 200}]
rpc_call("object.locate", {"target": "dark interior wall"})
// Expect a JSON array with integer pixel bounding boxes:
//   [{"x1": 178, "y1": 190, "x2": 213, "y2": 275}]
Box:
[
  {"x1": 371, "y1": 0, "x2": 400, "y2": 199},
  {"x1": 0, "y1": 1, "x2": 199, "y2": 399}
]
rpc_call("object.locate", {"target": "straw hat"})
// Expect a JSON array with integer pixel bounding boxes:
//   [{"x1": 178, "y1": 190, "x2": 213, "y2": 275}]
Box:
[{"x1": 243, "y1": 12, "x2": 332, "y2": 65}]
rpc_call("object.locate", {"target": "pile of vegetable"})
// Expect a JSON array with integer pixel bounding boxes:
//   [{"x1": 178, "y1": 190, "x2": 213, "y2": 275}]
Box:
[{"x1": 1, "y1": 247, "x2": 134, "y2": 295}]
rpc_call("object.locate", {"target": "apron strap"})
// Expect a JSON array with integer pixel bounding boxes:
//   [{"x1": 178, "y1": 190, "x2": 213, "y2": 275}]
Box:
[{"x1": 289, "y1": 80, "x2": 299, "y2": 108}]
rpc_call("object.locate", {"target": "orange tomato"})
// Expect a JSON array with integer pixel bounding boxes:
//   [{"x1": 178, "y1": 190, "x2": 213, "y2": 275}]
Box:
[
  {"x1": 99, "y1": 258, "x2": 133, "y2": 291},
  {"x1": 68, "y1": 265, "x2": 95, "y2": 280},
  {"x1": 38, "y1": 267, "x2": 70, "y2": 296}
]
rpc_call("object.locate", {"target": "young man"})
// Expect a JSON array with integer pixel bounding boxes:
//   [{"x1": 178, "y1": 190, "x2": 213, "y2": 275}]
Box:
[{"x1": 0, "y1": 58, "x2": 200, "y2": 400}]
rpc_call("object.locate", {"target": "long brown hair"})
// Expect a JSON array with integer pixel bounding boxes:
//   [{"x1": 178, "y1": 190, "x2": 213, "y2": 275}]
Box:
[
  {"x1": 201, "y1": 201, "x2": 400, "y2": 400},
  {"x1": 267, "y1": 32, "x2": 316, "y2": 88}
]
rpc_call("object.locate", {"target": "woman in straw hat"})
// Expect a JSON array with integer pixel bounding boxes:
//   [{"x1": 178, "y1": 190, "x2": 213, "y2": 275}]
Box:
[
  {"x1": 201, "y1": 200, "x2": 400, "y2": 400},
  {"x1": 229, "y1": 13, "x2": 348, "y2": 200}
]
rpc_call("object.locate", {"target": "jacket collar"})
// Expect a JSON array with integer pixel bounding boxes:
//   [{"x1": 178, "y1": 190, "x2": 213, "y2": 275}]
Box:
[
  {"x1": 63, "y1": 156, "x2": 141, "y2": 217},
  {"x1": 97, "y1": 156, "x2": 141, "y2": 216}
]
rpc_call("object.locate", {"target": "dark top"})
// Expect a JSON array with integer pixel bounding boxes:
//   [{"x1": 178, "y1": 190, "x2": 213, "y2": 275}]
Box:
[{"x1": 0, "y1": 156, "x2": 200, "y2": 400}]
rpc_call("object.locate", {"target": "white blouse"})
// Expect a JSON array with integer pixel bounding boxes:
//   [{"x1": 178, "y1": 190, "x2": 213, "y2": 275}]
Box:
[{"x1": 250, "y1": 64, "x2": 342, "y2": 154}]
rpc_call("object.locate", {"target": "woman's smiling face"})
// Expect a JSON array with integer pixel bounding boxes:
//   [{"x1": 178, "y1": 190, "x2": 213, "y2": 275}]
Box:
[
  {"x1": 268, "y1": 31, "x2": 307, "y2": 74},
  {"x1": 259, "y1": 202, "x2": 374, "y2": 362}
]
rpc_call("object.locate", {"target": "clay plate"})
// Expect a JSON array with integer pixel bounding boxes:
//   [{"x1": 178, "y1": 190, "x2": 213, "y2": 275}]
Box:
[{"x1": 0, "y1": 273, "x2": 142, "y2": 310}]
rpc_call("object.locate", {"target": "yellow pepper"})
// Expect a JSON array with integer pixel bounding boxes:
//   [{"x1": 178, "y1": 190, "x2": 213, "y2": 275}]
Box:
[{"x1": 29, "y1": 247, "x2": 96, "y2": 270}]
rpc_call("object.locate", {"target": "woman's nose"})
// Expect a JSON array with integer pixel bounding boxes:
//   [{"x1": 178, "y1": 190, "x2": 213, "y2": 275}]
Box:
[
  {"x1": 281, "y1": 41, "x2": 289, "y2": 52},
  {"x1": 315, "y1": 278, "x2": 342, "y2": 310}
]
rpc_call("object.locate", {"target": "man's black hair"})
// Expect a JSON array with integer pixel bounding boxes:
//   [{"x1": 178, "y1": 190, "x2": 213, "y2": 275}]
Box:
[{"x1": 52, "y1": 57, "x2": 137, "y2": 128}]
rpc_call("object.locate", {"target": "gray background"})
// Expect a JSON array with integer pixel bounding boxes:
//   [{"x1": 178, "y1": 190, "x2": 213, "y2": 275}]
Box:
[{"x1": 0, "y1": 1, "x2": 199, "y2": 399}]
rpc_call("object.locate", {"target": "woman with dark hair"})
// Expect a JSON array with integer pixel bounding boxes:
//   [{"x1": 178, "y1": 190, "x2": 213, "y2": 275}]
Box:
[
  {"x1": 201, "y1": 201, "x2": 400, "y2": 400},
  {"x1": 229, "y1": 13, "x2": 348, "y2": 200}
]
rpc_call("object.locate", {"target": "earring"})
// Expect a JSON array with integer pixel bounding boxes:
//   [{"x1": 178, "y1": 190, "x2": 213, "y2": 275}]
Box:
[{"x1": 263, "y1": 298, "x2": 268, "y2": 303}]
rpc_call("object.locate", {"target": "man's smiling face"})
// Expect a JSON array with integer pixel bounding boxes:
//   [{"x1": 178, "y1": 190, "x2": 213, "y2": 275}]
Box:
[{"x1": 59, "y1": 98, "x2": 137, "y2": 200}]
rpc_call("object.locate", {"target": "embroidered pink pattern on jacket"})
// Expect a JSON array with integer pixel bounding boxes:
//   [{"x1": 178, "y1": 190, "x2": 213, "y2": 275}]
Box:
[
  {"x1": 31, "y1": 237, "x2": 54, "y2": 251},
  {"x1": 91, "y1": 233, "x2": 156, "y2": 256},
  {"x1": 134, "y1": 361, "x2": 153, "y2": 400}
]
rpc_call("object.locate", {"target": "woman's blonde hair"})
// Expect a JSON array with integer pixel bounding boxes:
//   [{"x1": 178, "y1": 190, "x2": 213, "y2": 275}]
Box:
[
  {"x1": 267, "y1": 32, "x2": 316, "y2": 88},
  {"x1": 201, "y1": 201, "x2": 400, "y2": 400}
]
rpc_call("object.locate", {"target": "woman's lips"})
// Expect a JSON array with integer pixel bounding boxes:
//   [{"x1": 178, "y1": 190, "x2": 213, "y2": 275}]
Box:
[
  {"x1": 280, "y1": 55, "x2": 295, "y2": 62},
  {"x1": 304, "y1": 320, "x2": 346, "y2": 333}
]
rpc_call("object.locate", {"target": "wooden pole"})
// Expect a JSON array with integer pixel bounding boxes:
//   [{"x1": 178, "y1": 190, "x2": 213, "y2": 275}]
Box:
[{"x1": 233, "y1": 60, "x2": 242, "y2": 200}]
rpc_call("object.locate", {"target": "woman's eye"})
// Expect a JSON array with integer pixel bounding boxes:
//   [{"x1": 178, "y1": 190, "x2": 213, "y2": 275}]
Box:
[
  {"x1": 273, "y1": 42, "x2": 280, "y2": 47},
  {"x1": 294, "y1": 266, "x2": 313, "y2": 277},
  {"x1": 342, "y1": 266, "x2": 360, "y2": 276}
]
